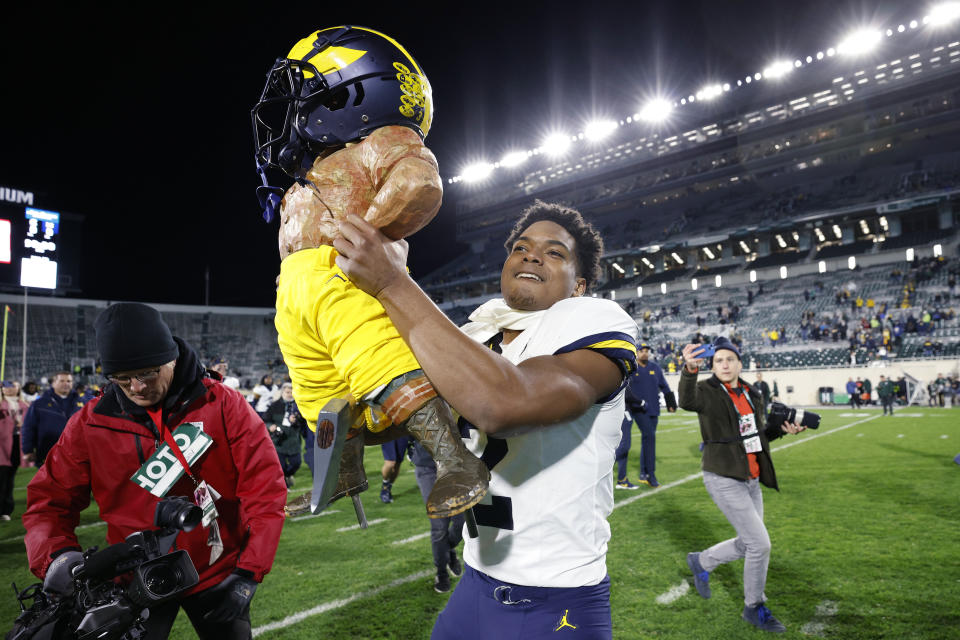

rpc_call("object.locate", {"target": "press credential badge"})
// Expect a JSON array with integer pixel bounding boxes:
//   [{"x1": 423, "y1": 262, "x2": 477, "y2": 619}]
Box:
[
  {"x1": 130, "y1": 423, "x2": 213, "y2": 497},
  {"x1": 739, "y1": 413, "x2": 761, "y2": 453}
]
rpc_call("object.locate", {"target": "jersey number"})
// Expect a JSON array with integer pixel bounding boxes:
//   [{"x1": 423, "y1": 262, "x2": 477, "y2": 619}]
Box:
[{"x1": 472, "y1": 437, "x2": 514, "y2": 530}]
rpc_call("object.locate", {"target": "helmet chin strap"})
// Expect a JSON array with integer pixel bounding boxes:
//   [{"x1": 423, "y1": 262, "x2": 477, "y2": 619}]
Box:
[{"x1": 255, "y1": 162, "x2": 285, "y2": 223}]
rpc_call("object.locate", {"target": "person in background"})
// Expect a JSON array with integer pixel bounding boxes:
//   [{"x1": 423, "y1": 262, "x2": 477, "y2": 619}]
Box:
[
  {"x1": 379, "y1": 435, "x2": 411, "y2": 504},
  {"x1": 21, "y1": 372, "x2": 82, "y2": 466},
  {"x1": 679, "y1": 338, "x2": 805, "y2": 633},
  {"x1": 877, "y1": 375, "x2": 895, "y2": 416},
  {"x1": 21, "y1": 381, "x2": 39, "y2": 405},
  {"x1": 845, "y1": 377, "x2": 859, "y2": 410},
  {"x1": 753, "y1": 373, "x2": 771, "y2": 407},
  {"x1": 23, "y1": 303, "x2": 286, "y2": 639},
  {"x1": 266, "y1": 382, "x2": 304, "y2": 488},
  {"x1": 252, "y1": 373, "x2": 281, "y2": 420},
  {"x1": 410, "y1": 441, "x2": 465, "y2": 593},
  {"x1": 0, "y1": 381, "x2": 28, "y2": 521},
  {"x1": 73, "y1": 383, "x2": 97, "y2": 405},
  {"x1": 614, "y1": 342, "x2": 676, "y2": 489},
  {"x1": 209, "y1": 356, "x2": 241, "y2": 391}
]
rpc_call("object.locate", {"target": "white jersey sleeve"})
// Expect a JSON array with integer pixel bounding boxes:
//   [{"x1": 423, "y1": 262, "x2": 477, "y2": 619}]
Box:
[{"x1": 462, "y1": 296, "x2": 638, "y2": 588}]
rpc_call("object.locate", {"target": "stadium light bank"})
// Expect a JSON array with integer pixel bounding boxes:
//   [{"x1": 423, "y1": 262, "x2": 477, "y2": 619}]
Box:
[{"x1": 447, "y1": 4, "x2": 960, "y2": 185}]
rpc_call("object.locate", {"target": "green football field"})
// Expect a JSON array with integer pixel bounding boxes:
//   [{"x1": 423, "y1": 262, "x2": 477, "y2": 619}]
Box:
[{"x1": 1, "y1": 407, "x2": 958, "y2": 638}]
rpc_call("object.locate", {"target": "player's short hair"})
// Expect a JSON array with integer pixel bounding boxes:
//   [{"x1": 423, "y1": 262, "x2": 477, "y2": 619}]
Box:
[
  {"x1": 52, "y1": 371, "x2": 72, "y2": 380},
  {"x1": 504, "y1": 200, "x2": 603, "y2": 291}
]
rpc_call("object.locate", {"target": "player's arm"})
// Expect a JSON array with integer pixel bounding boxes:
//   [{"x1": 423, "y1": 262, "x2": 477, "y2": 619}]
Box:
[{"x1": 333, "y1": 216, "x2": 622, "y2": 434}]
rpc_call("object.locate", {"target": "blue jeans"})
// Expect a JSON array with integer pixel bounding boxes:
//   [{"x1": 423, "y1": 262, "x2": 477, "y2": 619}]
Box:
[
  {"x1": 698, "y1": 471, "x2": 770, "y2": 606},
  {"x1": 432, "y1": 565, "x2": 611, "y2": 640},
  {"x1": 414, "y1": 460, "x2": 464, "y2": 575}
]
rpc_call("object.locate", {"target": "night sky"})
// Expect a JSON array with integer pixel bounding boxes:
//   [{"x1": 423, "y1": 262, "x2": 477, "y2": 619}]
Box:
[{"x1": 0, "y1": 0, "x2": 921, "y2": 307}]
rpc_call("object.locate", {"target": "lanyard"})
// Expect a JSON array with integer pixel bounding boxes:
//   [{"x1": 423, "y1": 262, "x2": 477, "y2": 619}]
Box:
[{"x1": 147, "y1": 407, "x2": 196, "y2": 483}]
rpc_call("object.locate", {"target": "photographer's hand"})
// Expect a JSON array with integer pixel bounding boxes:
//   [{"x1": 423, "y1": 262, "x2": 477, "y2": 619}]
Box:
[
  {"x1": 201, "y1": 570, "x2": 258, "y2": 622},
  {"x1": 681, "y1": 344, "x2": 705, "y2": 372},
  {"x1": 43, "y1": 549, "x2": 84, "y2": 596},
  {"x1": 780, "y1": 421, "x2": 806, "y2": 435}
]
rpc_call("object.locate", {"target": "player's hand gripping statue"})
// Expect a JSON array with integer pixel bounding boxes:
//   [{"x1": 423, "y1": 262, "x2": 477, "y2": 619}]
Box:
[{"x1": 251, "y1": 26, "x2": 488, "y2": 522}]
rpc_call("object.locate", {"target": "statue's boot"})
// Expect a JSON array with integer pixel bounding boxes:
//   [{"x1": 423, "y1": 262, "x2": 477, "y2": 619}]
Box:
[{"x1": 401, "y1": 396, "x2": 489, "y2": 518}]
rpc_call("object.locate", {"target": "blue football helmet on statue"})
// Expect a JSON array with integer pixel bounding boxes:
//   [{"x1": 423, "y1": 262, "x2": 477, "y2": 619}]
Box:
[{"x1": 252, "y1": 25, "x2": 434, "y2": 221}]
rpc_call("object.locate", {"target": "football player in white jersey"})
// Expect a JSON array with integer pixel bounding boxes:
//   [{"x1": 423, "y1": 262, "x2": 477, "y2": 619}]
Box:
[{"x1": 335, "y1": 200, "x2": 638, "y2": 640}]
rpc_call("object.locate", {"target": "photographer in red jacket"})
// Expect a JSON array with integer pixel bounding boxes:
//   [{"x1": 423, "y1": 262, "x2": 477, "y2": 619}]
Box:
[{"x1": 23, "y1": 303, "x2": 286, "y2": 639}]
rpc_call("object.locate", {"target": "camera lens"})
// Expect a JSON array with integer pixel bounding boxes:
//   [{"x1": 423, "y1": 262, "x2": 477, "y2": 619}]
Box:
[{"x1": 142, "y1": 564, "x2": 183, "y2": 598}]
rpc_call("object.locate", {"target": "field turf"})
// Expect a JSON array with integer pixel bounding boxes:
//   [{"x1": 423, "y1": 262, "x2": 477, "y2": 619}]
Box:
[{"x1": 1, "y1": 407, "x2": 957, "y2": 638}]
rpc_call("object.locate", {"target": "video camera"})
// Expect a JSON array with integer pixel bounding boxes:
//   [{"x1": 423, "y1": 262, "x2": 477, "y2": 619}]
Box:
[
  {"x1": 7, "y1": 497, "x2": 202, "y2": 640},
  {"x1": 768, "y1": 402, "x2": 821, "y2": 430}
]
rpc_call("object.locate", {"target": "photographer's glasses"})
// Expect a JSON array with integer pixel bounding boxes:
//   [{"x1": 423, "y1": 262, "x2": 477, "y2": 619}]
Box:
[{"x1": 107, "y1": 367, "x2": 162, "y2": 387}]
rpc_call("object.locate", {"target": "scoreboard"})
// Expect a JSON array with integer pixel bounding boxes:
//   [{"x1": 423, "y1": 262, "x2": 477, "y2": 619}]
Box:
[{"x1": 0, "y1": 185, "x2": 80, "y2": 293}]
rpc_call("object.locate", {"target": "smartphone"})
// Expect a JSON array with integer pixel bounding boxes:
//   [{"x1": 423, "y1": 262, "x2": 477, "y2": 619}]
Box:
[{"x1": 696, "y1": 343, "x2": 716, "y2": 358}]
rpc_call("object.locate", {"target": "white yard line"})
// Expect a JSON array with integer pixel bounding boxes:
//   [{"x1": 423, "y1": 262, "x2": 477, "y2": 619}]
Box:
[
  {"x1": 654, "y1": 581, "x2": 690, "y2": 604},
  {"x1": 336, "y1": 517, "x2": 388, "y2": 532},
  {"x1": 800, "y1": 600, "x2": 838, "y2": 636},
  {"x1": 290, "y1": 509, "x2": 341, "y2": 523},
  {"x1": 391, "y1": 531, "x2": 430, "y2": 545}
]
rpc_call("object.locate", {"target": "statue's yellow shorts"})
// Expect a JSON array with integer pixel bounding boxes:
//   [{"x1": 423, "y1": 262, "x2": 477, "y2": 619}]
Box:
[{"x1": 275, "y1": 246, "x2": 421, "y2": 432}]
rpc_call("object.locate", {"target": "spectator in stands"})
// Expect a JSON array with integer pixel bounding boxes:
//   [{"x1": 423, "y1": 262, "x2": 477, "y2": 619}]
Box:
[
  {"x1": 846, "y1": 377, "x2": 859, "y2": 409},
  {"x1": 266, "y1": 382, "x2": 304, "y2": 488},
  {"x1": 0, "y1": 381, "x2": 27, "y2": 521},
  {"x1": 252, "y1": 374, "x2": 280, "y2": 420},
  {"x1": 21, "y1": 381, "x2": 39, "y2": 404},
  {"x1": 877, "y1": 376, "x2": 895, "y2": 416},
  {"x1": 410, "y1": 441, "x2": 465, "y2": 593},
  {"x1": 21, "y1": 371, "x2": 81, "y2": 466},
  {"x1": 209, "y1": 356, "x2": 241, "y2": 391},
  {"x1": 23, "y1": 303, "x2": 286, "y2": 638},
  {"x1": 679, "y1": 339, "x2": 805, "y2": 633}
]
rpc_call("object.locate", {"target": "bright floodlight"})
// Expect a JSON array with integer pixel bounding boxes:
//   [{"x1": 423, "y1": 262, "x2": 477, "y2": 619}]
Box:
[
  {"x1": 639, "y1": 98, "x2": 673, "y2": 122},
  {"x1": 848, "y1": 256, "x2": 857, "y2": 270},
  {"x1": 698, "y1": 84, "x2": 723, "y2": 100},
  {"x1": 819, "y1": 260, "x2": 827, "y2": 273},
  {"x1": 780, "y1": 266, "x2": 788, "y2": 279},
  {"x1": 585, "y1": 119, "x2": 618, "y2": 141},
  {"x1": 715, "y1": 275, "x2": 722, "y2": 287},
  {"x1": 461, "y1": 162, "x2": 494, "y2": 183},
  {"x1": 541, "y1": 133, "x2": 571, "y2": 156},
  {"x1": 691, "y1": 278, "x2": 698, "y2": 291},
  {"x1": 763, "y1": 60, "x2": 794, "y2": 79},
  {"x1": 934, "y1": 243, "x2": 943, "y2": 256},
  {"x1": 637, "y1": 285, "x2": 643, "y2": 298},
  {"x1": 500, "y1": 150, "x2": 528, "y2": 168},
  {"x1": 660, "y1": 282, "x2": 667, "y2": 294},
  {"x1": 838, "y1": 29, "x2": 882, "y2": 55},
  {"x1": 930, "y1": 2, "x2": 960, "y2": 25}
]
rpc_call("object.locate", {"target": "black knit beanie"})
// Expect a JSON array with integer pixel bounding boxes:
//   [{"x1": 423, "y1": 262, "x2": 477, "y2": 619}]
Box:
[{"x1": 95, "y1": 303, "x2": 179, "y2": 375}]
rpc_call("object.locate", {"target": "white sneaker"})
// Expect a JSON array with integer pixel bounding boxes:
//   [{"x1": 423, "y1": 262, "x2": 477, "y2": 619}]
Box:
[{"x1": 0, "y1": 514, "x2": 11, "y2": 521}]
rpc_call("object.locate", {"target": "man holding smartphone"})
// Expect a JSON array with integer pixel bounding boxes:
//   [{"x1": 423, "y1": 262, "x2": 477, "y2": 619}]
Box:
[{"x1": 678, "y1": 337, "x2": 805, "y2": 633}]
